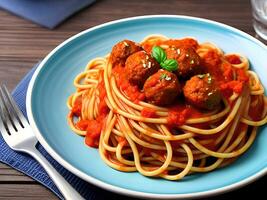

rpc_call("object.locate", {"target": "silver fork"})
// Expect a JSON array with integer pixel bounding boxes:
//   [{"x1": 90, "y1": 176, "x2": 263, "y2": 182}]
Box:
[{"x1": 0, "y1": 85, "x2": 84, "y2": 200}]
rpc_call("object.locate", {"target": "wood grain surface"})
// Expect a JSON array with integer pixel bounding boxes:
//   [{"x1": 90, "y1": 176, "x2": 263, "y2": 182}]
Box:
[{"x1": 0, "y1": 0, "x2": 266, "y2": 199}]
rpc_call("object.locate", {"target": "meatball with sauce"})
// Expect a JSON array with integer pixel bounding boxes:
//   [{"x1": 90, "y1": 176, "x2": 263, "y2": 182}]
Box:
[
  {"x1": 183, "y1": 74, "x2": 221, "y2": 110},
  {"x1": 110, "y1": 40, "x2": 142, "y2": 66},
  {"x1": 125, "y1": 51, "x2": 160, "y2": 87},
  {"x1": 144, "y1": 69, "x2": 181, "y2": 106},
  {"x1": 165, "y1": 46, "x2": 202, "y2": 78}
]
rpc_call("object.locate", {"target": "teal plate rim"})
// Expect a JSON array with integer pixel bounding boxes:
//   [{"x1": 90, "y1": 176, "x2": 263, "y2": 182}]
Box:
[{"x1": 26, "y1": 15, "x2": 267, "y2": 199}]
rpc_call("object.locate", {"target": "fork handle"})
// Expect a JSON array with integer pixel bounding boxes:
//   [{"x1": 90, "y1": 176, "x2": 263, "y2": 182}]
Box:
[{"x1": 27, "y1": 147, "x2": 84, "y2": 200}]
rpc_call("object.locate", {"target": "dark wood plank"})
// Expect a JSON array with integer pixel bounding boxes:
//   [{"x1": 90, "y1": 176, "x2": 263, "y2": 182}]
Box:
[
  {"x1": 0, "y1": 0, "x2": 266, "y2": 199},
  {"x1": 0, "y1": 163, "x2": 35, "y2": 182},
  {"x1": 0, "y1": 0, "x2": 256, "y2": 92},
  {"x1": 0, "y1": 184, "x2": 57, "y2": 200}
]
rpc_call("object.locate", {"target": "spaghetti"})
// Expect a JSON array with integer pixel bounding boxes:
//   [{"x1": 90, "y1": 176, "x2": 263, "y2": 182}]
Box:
[{"x1": 67, "y1": 35, "x2": 267, "y2": 180}]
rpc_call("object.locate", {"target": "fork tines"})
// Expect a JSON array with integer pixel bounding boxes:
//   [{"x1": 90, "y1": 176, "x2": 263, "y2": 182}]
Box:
[{"x1": 0, "y1": 85, "x2": 25, "y2": 134}]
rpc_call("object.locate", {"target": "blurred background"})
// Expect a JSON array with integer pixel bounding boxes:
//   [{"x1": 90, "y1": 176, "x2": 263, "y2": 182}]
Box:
[
  {"x1": 0, "y1": 0, "x2": 255, "y2": 91},
  {"x1": 0, "y1": 0, "x2": 266, "y2": 199}
]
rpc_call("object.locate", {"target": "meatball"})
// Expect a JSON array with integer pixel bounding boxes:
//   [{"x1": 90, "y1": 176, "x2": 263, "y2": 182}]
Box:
[
  {"x1": 125, "y1": 51, "x2": 160, "y2": 87},
  {"x1": 144, "y1": 69, "x2": 181, "y2": 106},
  {"x1": 183, "y1": 74, "x2": 221, "y2": 110},
  {"x1": 110, "y1": 40, "x2": 142, "y2": 66},
  {"x1": 166, "y1": 46, "x2": 202, "y2": 78}
]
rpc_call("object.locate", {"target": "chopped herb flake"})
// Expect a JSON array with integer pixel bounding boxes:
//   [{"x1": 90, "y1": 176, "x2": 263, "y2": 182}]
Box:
[
  {"x1": 165, "y1": 75, "x2": 172, "y2": 81},
  {"x1": 207, "y1": 73, "x2": 212, "y2": 84},
  {"x1": 123, "y1": 41, "x2": 129, "y2": 47},
  {"x1": 208, "y1": 92, "x2": 213, "y2": 96},
  {"x1": 160, "y1": 73, "x2": 167, "y2": 80},
  {"x1": 197, "y1": 73, "x2": 212, "y2": 83},
  {"x1": 197, "y1": 74, "x2": 206, "y2": 79},
  {"x1": 147, "y1": 61, "x2": 152, "y2": 68},
  {"x1": 160, "y1": 73, "x2": 172, "y2": 81}
]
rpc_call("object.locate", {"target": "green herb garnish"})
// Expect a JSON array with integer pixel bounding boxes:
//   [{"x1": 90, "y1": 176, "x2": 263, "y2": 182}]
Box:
[
  {"x1": 161, "y1": 59, "x2": 178, "y2": 72},
  {"x1": 160, "y1": 73, "x2": 167, "y2": 80},
  {"x1": 160, "y1": 73, "x2": 172, "y2": 81},
  {"x1": 152, "y1": 46, "x2": 167, "y2": 64},
  {"x1": 152, "y1": 46, "x2": 178, "y2": 72}
]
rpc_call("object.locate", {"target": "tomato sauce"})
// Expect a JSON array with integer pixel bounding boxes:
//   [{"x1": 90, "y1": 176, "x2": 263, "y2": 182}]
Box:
[
  {"x1": 141, "y1": 107, "x2": 157, "y2": 118},
  {"x1": 85, "y1": 119, "x2": 102, "y2": 147},
  {"x1": 221, "y1": 62, "x2": 234, "y2": 82},
  {"x1": 220, "y1": 69, "x2": 249, "y2": 99},
  {"x1": 76, "y1": 39, "x2": 254, "y2": 148},
  {"x1": 200, "y1": 49, "x2": 249, "y2": 101},
  {"x1": 142, "y1": 40, "x2": 162, "y2": 53},
  {"x1": 98, "y1": 79, "x2": 109, "y2": 115},
  {"x1": 220, "y1": 80, "x2": 244, "y2": 96},
  {"x1": 73, "y1": 76, "x2": 110, "y2": 148},
  {"x1": 164, "y1": 38, "x2": 199, "y2": 49},
  {"x1": 202, "y1": 51, "x2": 222, "y2": 70},
  {"x1": 168, "y1": 110, "x2": 188, "y2": 127},
  {"x1": 226, "y1": 123, "x2": 248, "y2": 146},
  {"x1": 225, "y1": 55, "x2": 242, "y2": 65},
  {"x1": 236, "y1": 68, "x2": 249, "y2": 82},
  {"x1": 248, "y1": 96, "x2": 264, "y2": 121},
  {"x1": 72, "y1": 96, "x2": 82, "y2": 117},
  {"x1": 167, "y1": 103, "x2": 202, "y2": 127},
  {"x1": 76, "y1": 119, "x2": 90, "y2": 130},
  {"x1": 170, "y1": 140, "x2": 184, "y2": 150},
  {"x1": 113, "y1": 65, "x2": 145, "y2": 103},
  {"x1": 163, "y1": 48, "x2": 249, "y2": 127},
  {"x1": 117, "y1": 136, "x2": 128, "y2": 146},
  {"x1": 75, "y1": 118, "x2": 103, "y2": 148},
  {"x1": 84, "y1": 77, "x2": 110, "y2": 148},
  {"x1": 142, "y1": 38, "x2": 199, "y2": 53}
]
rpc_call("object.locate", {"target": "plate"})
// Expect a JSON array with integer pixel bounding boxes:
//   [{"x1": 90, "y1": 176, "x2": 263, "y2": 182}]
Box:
[{"x1": 26, "y1": 15, "x2": 267, "y2": 199}]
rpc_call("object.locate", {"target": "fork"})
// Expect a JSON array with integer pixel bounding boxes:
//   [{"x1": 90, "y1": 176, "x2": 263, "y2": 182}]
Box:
[{"x1": 0, "y1": 85, "x2": 84, "y2": 200}]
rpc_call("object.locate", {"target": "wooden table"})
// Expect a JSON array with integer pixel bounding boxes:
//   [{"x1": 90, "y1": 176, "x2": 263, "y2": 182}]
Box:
[{"x1": 0, "y1": 0, "x2": 266, "y2": 199}]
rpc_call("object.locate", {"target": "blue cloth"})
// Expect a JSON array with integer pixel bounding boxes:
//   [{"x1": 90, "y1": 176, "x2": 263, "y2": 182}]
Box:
[
  {"x1": 0, "y1": 0, "x2": 95, "y2": 29},
  {"x1": 0, "y1": 63, "x2": 131, "y2": 200}
]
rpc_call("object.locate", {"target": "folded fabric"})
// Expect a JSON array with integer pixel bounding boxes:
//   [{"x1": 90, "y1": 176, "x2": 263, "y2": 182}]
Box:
[
  {"x1": 0, "y1": 63, "x2": 133, "y2": 200},
  {"x1": 0, "y1": 0, "x2": 95, "y2": 29}
]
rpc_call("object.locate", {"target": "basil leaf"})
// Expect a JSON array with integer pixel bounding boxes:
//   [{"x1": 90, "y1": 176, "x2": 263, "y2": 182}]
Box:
[
  {"x1": 161, "y1": 59, "x2": 178, "y2": 72},
  {"x1": 152, "y1": 46, "x2": 167, "y2": 64}
]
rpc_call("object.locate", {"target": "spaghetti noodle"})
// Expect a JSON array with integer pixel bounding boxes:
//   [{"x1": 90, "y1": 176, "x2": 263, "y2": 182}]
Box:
[{"x1": 67, "y1": 35, "x2": 267, "y2": 180}]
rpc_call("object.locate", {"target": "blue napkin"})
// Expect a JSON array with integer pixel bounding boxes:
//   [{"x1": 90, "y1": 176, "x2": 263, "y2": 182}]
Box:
[
  {"x1": 0, "y1": 63, "x2": 132, "y2": 200},
  {"x1": 0, "y1": 0, "x2": 95, "y2": 29}
]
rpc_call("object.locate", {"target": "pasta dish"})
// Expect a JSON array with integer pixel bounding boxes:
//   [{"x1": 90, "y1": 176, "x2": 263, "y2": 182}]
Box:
[{"x1": 67, "y1": 35, "x2": 267, "y2": 180}]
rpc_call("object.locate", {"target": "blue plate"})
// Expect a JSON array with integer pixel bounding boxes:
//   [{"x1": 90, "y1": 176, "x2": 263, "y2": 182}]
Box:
[{"x1": 26, "y1": 16, "x2": 267, "y2": 199}]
